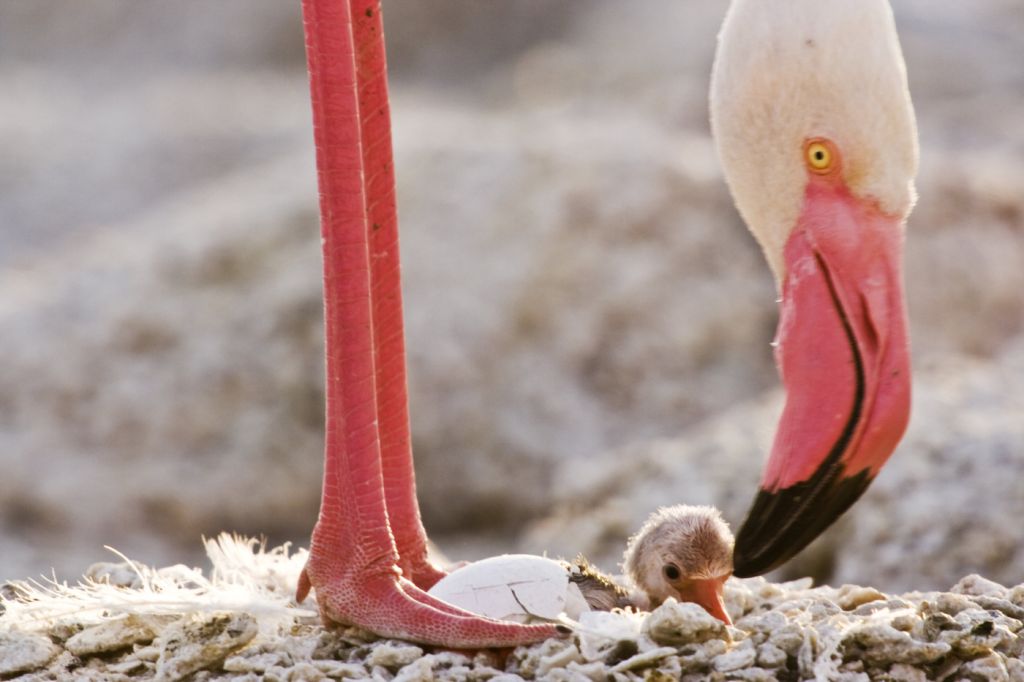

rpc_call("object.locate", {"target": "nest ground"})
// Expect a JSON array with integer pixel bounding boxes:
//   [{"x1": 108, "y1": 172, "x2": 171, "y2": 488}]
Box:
[{"x1": 1, "y1": 535, "x2": 1021, "y2": 681}]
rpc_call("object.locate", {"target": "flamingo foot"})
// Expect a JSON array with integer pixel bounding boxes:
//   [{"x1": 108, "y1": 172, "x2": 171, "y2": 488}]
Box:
[
  {"x1": 389, "y1": 536, "x2": 449, "y2": 590},
  {"x1": 297, "y1": 565, "x2": 562, "y2": 648},
  {"x1": 400, "y1": 555, "x2": 448, "y2": 591}
]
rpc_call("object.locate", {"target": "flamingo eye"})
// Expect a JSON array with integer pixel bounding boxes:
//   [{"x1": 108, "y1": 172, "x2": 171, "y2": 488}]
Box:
[
  {"x1": 805, "y1": 139, "x2": 835, "y2": 174},
  {"x1": 663, "y1": 564, "x2": 681, "y2": 581}
]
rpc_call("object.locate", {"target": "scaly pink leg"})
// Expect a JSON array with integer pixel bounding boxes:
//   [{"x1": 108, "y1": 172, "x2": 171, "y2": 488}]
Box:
[
  {"x1": 351, "y1": 3, "x2": 446, "y2": 590},
  {"x1": 296, "y1": 0, "x2": 559, "y2": 647}
]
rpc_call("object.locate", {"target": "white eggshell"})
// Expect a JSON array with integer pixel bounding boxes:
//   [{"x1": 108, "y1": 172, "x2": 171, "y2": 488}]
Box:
[{"x1": 427, "y1": 554, "x2": 590, "y2": 623}]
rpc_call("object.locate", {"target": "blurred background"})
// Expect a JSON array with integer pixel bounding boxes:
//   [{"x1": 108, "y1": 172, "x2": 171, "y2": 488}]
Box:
[{"x1": 1, "y1": 1, "x2": 1022, "y2": 593}]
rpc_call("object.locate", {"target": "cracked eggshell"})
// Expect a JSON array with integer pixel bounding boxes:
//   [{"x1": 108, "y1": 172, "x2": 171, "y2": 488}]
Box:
[{"x1": 428, "y1": 554, "x2": 590, "y2": 623}]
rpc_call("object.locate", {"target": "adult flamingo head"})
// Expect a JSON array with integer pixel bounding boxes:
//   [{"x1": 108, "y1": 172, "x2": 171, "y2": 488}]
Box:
[{"x1": 710, "y1": 0, "x2": 919, "y2": 576}]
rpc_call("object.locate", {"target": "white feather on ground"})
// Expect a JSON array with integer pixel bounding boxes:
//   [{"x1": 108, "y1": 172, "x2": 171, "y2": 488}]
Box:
[
  {"x1": 1, "y1": 536, "x2": 312, "y2": 630},
  {"x1": 1, "y1": 535, "x2": 1022, "y2": 681}
]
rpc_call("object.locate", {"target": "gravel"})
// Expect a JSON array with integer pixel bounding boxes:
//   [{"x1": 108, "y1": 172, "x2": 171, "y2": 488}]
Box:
[{"x1": 1, "y1": 539, "x2": 1021, "y2": 681}]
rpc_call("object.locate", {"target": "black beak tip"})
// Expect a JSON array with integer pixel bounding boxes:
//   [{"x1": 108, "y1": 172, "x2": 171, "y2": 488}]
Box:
[
  {"x1": 731, "y1": 470, "x2": 874, "y2": 579},
  {"x1": 731, "y1": 549, "x2": 774, "y2": 579},
  {"x1": 732, "y1": 521, "x2": 792, "y2": 578}
]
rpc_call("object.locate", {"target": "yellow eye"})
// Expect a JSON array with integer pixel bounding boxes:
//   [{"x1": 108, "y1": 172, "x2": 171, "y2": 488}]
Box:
[{"x1": 805, "y1": 140, "x2": 834, "y2": 173}]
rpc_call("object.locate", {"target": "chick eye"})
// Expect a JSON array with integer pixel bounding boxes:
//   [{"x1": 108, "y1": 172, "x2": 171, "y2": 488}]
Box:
[
  {"x1": 805, "y1": 139, "x2": 834, "y2": 174},
  {"x1": 663, "y1": 564, "x2": 681, "y2": 581}
]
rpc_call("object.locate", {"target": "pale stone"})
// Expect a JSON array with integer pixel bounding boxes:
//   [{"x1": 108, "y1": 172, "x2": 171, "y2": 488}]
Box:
[
  {"x1": 973, "y1": 596, "x2": 1024, "y2": 623},
  {"x1": 608, "y1": 646, "x2": 677, "y2": 673},
  {"x1": 887, "y1": 663, "x2": 928, "y2": 682},
  {"x1": 1006, "y1": 657, "x2": 1024, "y2": 682},
  {"x1": 224, "y1": 651, "x2": 292, "y2": 673},
  {"x1": 393, "y1": 655, "x2": 436, "y2": 682},
  {"x1": 283, "y1": 661, "x2": 330, "y2": 681},
  {"x1": 676, "y1": 638, "x2": 729, "y2": 673},
  {"x1": 833, "y1": 585, "x2": 887, "y2": 611},
  {"x1": 712, "y1": 639, "x2": 757, "y2": 672},
  {"x1": 842, "y1": 623, "x2": 951, "y2": 666},
  {"x1": 566, "y1": 660, "x2": 611, "y2": 681},
  {"x1": 767, "y1": 623, "x2": 806, "y2": 656},
  {"x1": 134, "y1": 644, "x2": 161, "y2": 661},
  {"x1": 952, "y1": 575, "x2": 1008, "y2": 598},
  {"x1": 727, "y1": 668, "x2": 782, "y2": 682},
  {"x1": 0, "y1": 631, "x2": 60, "y2": 676},
  {"x1": 108, "y1": 658, "x2": 152, "y2": 675},
  {"x1": 65, "y1": 615, "x2": 161, "y2": 656},
  {"x1": 313, "y1": 659, "x2": 370, "y2": 679},
  {"x1": 756, "y1": 642, "x2": 787, "y2": 668},
  {"x1": 537, "y1": 643, "x2": 584, "y2": 676},
  {"x1": 643, "y1": 599, "x2": 728, "y2": 646},
  {"x1": 960, "y1": 653, "x2": 1010, "y2": 682},
  {"x1": 153, "y1": 613, "x2": 258, "y2": 682},
  {"x1": 365, "y1": 643, "x2": 424, "y2": 670}
]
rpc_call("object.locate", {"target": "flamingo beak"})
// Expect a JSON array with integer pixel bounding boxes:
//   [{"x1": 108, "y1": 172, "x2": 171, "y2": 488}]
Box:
[
  {"x1": 678, "y1": 578, "x2": 732, "y2": 625},
  {"x1": 733, "y1": 177, "x2": 911, "y2": 577}
]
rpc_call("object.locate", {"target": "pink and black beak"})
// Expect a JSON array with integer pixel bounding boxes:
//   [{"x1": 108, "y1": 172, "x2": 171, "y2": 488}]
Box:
[{"x1": 733, "y1": 167, "x2": 912, "y2": 578}]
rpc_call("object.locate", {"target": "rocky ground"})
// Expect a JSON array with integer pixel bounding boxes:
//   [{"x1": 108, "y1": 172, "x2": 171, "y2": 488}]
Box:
[{"x1": 1, "y1": 537, "x2": 1022, "y2": 681}]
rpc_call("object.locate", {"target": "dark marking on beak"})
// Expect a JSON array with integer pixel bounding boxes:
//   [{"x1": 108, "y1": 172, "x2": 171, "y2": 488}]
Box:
[{"x1": 733, "y1": 251, "x2": 872, "y2": 577}]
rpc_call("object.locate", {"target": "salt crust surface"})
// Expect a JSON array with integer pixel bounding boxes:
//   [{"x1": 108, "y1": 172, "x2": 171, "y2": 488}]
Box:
[{"x1": 1, "y1": 536, "x2": 1021, "y2": 681}]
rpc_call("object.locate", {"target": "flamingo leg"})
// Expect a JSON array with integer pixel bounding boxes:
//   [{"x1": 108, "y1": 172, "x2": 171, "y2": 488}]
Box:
[
  {"x1": 351, "y1": 4, "x2": 445, "y2": 590},
  {"x1": 296, "y1": 0, "x2": 559, "y2": 647}
]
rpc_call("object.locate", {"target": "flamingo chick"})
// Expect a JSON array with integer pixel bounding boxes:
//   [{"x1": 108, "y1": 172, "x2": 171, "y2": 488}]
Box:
[
  {"x1": 428, "y1": 506, "x2": 734, "y2": 623},
  {"x1": 621, "y1": 505, "x2": 734, "y2": 624},
  {"x1": 564, "y1": 506, "x2": 734, "y2": 624}
]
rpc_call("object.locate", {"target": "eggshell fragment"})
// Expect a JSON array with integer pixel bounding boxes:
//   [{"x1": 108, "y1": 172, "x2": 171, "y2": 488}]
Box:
[{"x1": 428, "y1": 554, "x2": 590, "y2": 623}]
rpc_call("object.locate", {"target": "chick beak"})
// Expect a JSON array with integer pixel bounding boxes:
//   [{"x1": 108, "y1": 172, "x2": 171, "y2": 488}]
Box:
[{"x1": 678, "y1": 577, "x2": 732, "y2": 626}]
